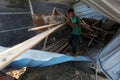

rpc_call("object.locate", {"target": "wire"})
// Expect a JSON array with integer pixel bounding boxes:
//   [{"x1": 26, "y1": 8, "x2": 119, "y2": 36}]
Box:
[{"x1": 0, "y1": 26, "x2": 33, "y2": 34}]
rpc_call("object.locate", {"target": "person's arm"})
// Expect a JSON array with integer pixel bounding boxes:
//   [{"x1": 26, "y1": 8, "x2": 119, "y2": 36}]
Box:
[{"x1": 66, "y1": 17, "x2": 79, "y2": 27}]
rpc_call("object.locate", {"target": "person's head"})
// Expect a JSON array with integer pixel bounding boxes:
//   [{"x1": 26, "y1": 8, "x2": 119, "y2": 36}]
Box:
[{"x1": 68, "y1": 9, "x2": 75, "y2": 18}]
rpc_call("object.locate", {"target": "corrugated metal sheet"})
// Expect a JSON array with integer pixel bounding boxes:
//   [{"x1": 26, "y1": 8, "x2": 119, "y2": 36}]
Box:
[
  {"x1": 81, "y1": 0, "x2": 120, "y2": 23},
  {"x1": 79, "y1": 0, "x2": 120, "y2": 80},
  {"x1": 40, "y1": 0, "x2": 80, "y2": 4},
  {"x1": 97, "y1": 32, "x2": 120, "y2": 80},
  {"x1": 73, "y1": 2, "x2": 104, "y2": 20},
  {"x1": 32, "y1": 1, "x2": 71, "y2": 14}
]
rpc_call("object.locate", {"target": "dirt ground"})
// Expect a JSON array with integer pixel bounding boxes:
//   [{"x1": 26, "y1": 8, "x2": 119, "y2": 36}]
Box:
[{"x1": 17, "y1": 61, "x2": 107, "y2": 80}]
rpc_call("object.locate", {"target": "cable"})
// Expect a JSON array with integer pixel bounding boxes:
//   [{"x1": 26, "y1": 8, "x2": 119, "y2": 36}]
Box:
[{"x1": 0, "y1": 26, "x2": 33, "y2": 34}]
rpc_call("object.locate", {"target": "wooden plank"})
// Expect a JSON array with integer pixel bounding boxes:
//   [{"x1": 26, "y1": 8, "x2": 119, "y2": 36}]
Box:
[
  {"x1": 42, "y1": 37, "x2": 48, "y2": 50},
  {"x1": 81, "y1": 20, "x2": 94, "y2": 32},
  {"x1": 55, "y1": 8, "x2": 69, "y2": 21},
  {"x1": 51, "y1": 7, "x2": 56, "y2": 22},
  {"x1": 28, "y1": 23, "x2": 59, "y2": 31},
  {"x1": 63, "y1": 45, "x2": 70, "y2": 53},
  {"x1": 83, "y1": 34, "x2": 105, "y2": 46},
  {"x1": 0, "y1": 12, "x2": 30, "y2": 15},
  {"x1": 0, "y1": 23, "x2": 66, "y2": 70},
  {"x1": 92, "y1": 20, "x2": 100, "y2": 26},
  {"x1": 43, "y1": 39, "x2": 65, "y2": 51},
  {"x1": 42, "y1": 7, "x2": 56, "y2": 50},
  {"x1": 92, "y1": 26, "x2": 113, "y2": 34},
  {"x1": 88, "y1": 37, "x2": 94, "y2": 47},
  {"x1": 28, "y1": 0, "x2": 34, "y2": 15},
  {"x1": 50, "y1": 41, "x2": 66, "y2": 52},
  {"x1": 88, "y1": 31, "x2": 98, "y2": 47},
  {"x1": 55, "y1": 43, "x2": 68, "y2": 53}
]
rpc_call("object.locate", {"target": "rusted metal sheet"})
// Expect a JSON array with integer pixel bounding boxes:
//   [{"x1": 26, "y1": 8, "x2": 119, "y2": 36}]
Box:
[
  {"x1": 29, "y1": 1, "x2": 70, "y2": 34},
  {"x1": 32, "y1": 14, "x2": 46, "y2": 27},
  {"x1": 32, "y1": 14, "x2": 65, "y2": 26},
  {"x1": 32, "y1": 14, "x2": 65, "y2": 33}
]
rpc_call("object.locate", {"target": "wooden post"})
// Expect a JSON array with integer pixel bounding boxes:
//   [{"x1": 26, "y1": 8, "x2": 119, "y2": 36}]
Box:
[
  {"x1": 81, "y1": 20, "x2": 94, "y2": 32},
  {"x1": 42, "y1": 7, "x2": 56, "y2": 50},
  {"x1": 28, "y1": 0, "x2": 34, "y2": 15},
  {"x1": 55, "y1": 8, "x2": 69, "y2": 21},
  {"x1": 88, "y1": 37, "x2": 94, "y2": 47},
  {"x1": 55, "y1": 43, "x2": 68, "y2": 53},
  {"x1": 87, "y1": 30, "x2": 99, "y2": 47},
  {"x1": 28, "y1": 23, "x2": 60, "y2": 31}
]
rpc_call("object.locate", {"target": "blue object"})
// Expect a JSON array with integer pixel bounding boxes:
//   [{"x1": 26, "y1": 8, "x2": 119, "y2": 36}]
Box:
[{"x1": 0, "y1": 46, "x2": 92, "y2": 69}]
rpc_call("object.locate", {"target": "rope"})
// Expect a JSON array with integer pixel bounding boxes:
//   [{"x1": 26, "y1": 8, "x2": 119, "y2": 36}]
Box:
[{"x1": 0, "y1": 26, "x2": 33, "y2": 34}]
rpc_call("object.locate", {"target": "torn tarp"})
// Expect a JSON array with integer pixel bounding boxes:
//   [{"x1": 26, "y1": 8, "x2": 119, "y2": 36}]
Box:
[{"x1": 0, "y1": 46, "x2": 91, "y2": 69}]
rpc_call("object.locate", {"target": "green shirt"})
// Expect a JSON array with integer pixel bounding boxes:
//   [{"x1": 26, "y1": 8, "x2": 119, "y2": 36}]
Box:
[{"x1": 71, "y1": 16, "x2": 81, "y2": 36}]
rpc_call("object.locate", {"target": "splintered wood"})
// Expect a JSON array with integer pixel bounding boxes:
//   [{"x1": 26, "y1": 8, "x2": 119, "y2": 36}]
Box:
[
  {"x1": 40, "y1": 17, "x2": 118, "y2": 55},
  {"x1": 81, "y1": 18, "x2": 117, "y2": 47},
  {"x1": 30, "y1": 7, "x2": 66, "y2": 34},
  {"x1": 43, "y1": 38, "x2": 69, "y2": 53},
  {"x1": 28, "y1": 23, "x2": 60, "y2": 31},
  {"x1": 28, "y1": 1, "x2": 118, "y2": 55},
  {"x1": 28, "y1": 7, "x2": 67, "y2": 50},
  {"x1": 5, "y1": 67, "x2": 27, "y2": 79},
  {"x1": 0, "y1": 71, "x2": 15, "y2": 80}
]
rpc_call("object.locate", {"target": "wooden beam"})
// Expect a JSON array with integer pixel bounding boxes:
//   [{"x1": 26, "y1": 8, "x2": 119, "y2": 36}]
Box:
[
  {"x1": 92, "y1": 20, "x2": 100, "y2": 26},
  {"x1": 88, "y1": 31, "x2": 98, "y2": 47},
  {"x1": 43, "y1": 38, "x2": 65, "y2": 51},
  {"x1": 0, "y1": 23, "x2": 66, "y2": 70},
  {"x1": 42, "y1": 7, "x2": 56, "y2": 50},
  {"x1": 55, "y1": 8, "x2": 69, "y2": 21},
  {"x1": 50, "y1": 41, "x2": 66, "y2": 52},
  {"x1": 55, "y1": 43, "x2": 68, "y2": 53},
  {"x1": 28, "y1": 0, "x2": 34, "y2": 15},
  {"x1": 81, "y1": 20, "x2": 94, "y2": 32},
  {"x1": 51, "y1": 7, "x2": 56, "y2": 21},
  {"x1": 28, "y1": 23, "x2": 59, "y2": 31},
  {"x1": 88, "y1": 37, "x2": 94, "y2": 47},
  {"x1": 63, "y1": 45, "x2": 70, "y2": 53},
  {"x1": 92, "y1": 26, "x2": 113, "y2": 34},
  {"x1": 83, "y1": 34, "x2": 105, "y2": 46}
]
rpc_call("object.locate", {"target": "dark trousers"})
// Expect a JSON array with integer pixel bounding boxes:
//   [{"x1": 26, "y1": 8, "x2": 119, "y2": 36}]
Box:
[{"x1": 68, "y1": 34, "x2": 79, "y2": 54}]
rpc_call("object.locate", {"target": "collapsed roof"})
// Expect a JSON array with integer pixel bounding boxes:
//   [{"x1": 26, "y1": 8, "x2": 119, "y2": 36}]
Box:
[{"x1": 0, "y1": 0, "x2": 120, "y2": 80}]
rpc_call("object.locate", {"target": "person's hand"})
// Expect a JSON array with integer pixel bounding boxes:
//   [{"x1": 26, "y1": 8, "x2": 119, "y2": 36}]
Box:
[{"x1": 66, "y1": 20, "x2": 72, "y2": 26}]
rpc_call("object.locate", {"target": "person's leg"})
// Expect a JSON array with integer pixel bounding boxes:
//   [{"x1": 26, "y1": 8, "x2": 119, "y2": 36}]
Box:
[
  {"x1": 68, "y1": 34, "x2": 74, "y2": 47},
  {"x1": 71, "y1": 35, "x2": 79, "y2": 54},
  {"x1": 67, "y1": 34, "x2": 76, "y2": 55}
]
